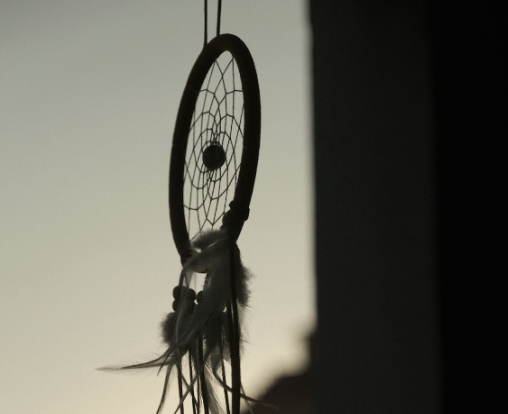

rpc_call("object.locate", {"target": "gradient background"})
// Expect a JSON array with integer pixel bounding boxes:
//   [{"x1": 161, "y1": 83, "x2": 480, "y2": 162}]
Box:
[{"x1": 0, "y1": 1, "x2": 314, "y2": 412}]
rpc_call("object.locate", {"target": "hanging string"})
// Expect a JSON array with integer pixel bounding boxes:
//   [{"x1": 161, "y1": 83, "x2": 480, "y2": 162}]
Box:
[
  {"x1": 228, "y1": 237, "x2": 241, "y2": 414},
  {"x1": 216, "y1": 0, "x2": 222, "y2": 37},
  {"x1": 204, "y1": 0, "x2": 223, "y2": 45},
  {"x1": 204, "y1": 0, "x2": 208, "y2": 45}
]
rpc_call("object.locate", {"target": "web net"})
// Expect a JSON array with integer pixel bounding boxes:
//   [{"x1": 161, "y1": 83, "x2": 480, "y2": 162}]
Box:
[{"x1": 184, "y1": 52, "x2": 244, "y2": 240}]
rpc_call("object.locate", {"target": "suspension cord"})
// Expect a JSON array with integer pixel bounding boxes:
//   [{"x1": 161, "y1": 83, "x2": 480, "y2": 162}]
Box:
[
  {"x1": 216, "y1": 0, "x2": 222, "y2": 37},
  {"x1": 204, "y1": 0, "x2": 223, "y2": 45},
  {"x1": 204, "y1": 0, "x2": 208, "y2": 45}
]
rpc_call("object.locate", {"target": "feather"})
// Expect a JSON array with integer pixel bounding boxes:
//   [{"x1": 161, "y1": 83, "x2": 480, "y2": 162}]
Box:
[
  {"x1": 177, "y1": 229, "x2": 251, "y2": 346},
  {"x1": 100, "y1": 228, "x2": 252, "y2": 414}
]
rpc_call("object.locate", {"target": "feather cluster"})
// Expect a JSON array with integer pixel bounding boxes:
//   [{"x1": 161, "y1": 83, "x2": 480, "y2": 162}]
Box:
[{"x1": 102, "y1": 229, "x2": 251, "y2": 414}]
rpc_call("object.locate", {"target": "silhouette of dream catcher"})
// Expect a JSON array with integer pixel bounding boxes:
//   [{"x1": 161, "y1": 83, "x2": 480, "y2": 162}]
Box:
[{"x1": 102, "y1": 2, "x2": 261, "y2": 414}]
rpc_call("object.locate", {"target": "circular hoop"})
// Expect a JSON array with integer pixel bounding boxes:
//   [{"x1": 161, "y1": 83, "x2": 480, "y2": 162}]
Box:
[{"x1": 169, "y1": 34, "x2": 261, "y2": 262}]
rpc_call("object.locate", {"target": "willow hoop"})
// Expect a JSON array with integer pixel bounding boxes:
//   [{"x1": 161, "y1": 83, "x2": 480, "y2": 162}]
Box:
[{"x1": 169, "y1": 34, "x2": 261, "y2": 263}]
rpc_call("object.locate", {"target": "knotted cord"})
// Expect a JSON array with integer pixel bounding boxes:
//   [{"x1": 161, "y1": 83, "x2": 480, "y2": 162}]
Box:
[{"x1": 184, "y1": 54, "x2": 244, "y2": 240}]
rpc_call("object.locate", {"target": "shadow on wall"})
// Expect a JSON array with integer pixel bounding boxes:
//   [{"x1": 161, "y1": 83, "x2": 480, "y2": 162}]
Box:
[
  {"x1": 242, "y1": 369, "x2": 314, "y2": 414},
  {"x1": 242, "y1": 334, "x2": 315, "y2": 414}
]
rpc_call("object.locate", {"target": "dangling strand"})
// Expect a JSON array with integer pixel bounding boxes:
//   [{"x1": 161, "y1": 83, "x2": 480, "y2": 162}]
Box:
[
  {"x1": 227, "y1": 236, "x2": 241, "y2": 414},
  {"x1": 216, "y1": 0, "x2": 222, "y2": 37},
  {"x1": 204, "y1": 0, "x2": 208, "y2": 46},
  {"x1": 205, "y1": 0, "x2": 223, "y2": 45}
]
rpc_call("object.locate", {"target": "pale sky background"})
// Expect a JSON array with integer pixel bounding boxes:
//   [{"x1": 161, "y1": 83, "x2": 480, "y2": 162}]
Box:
[{"x1": 0, "y1": 1, "x2": 314, "y2": 412}]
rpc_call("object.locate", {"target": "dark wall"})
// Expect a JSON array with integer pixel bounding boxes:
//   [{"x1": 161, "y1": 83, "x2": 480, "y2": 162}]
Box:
[
  {"x1": 311, "y1": 1, "x2": 440, "y2": 412},
  {"x1": 431, "y1": 1, "x2": 505, "y2": 412},
  {"x1": 311, "y1": 0, "x2": 505, "y2": 412}
]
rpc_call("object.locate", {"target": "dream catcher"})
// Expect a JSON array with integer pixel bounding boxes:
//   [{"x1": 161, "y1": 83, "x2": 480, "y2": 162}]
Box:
[{"x1": 102, "y1": 1, "x2": 261, "y2": 414}]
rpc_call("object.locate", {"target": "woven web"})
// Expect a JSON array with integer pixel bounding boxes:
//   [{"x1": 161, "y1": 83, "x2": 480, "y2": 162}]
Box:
[{"x1": 184, "y1": 52, "x2": 244, "y2": 240}]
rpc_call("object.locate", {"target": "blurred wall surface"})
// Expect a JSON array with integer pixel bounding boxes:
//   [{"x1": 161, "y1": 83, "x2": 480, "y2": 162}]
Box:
[
  {"x1": 311, "y1": 0, "x2": 505, "y2": 412},
  {"x1": 311, "y1": 1, "x2": 440, "y2": 413}
]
